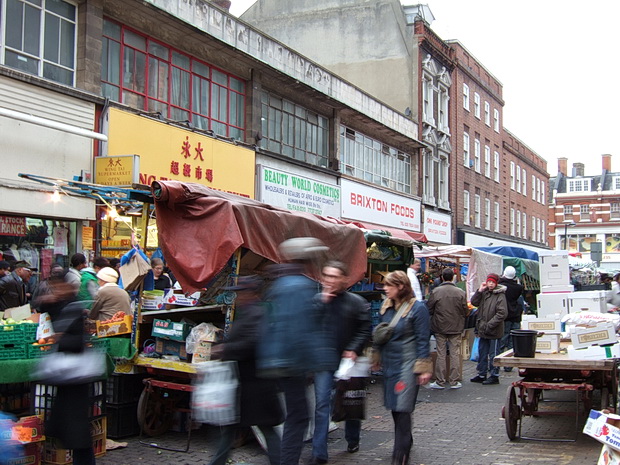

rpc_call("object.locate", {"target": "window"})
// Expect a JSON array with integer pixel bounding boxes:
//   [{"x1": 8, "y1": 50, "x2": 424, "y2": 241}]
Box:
[
  {"x1": 510, "y1": 208, "x2": 515, "y2": 235},
  {"x1": 493, "y1": 151, "x2": 500, "y2": 182},
  {"x1": 532, "y1": 175, "x2": 536, "y2": 199},
  {"x1": 262, "y1": 94, "x2": 329, "y2": 167},
  {"x1": 474, "y1": 93, "x2": 480, "y2": 119},
  {"x1": 474, "y1": 194, "x2": 481, "y2": 228},
  {"x1": 536, "y1": 217, "x2": 541, "y2": 242},
  {"x1": 536, "y1": 177, "x2": 541, "y2": 202},
  {"x1": 541, "y1": 181, "x2": 545, "y2": 204},
  {"x1": 516, "y1": 209, "x2": 521, "y2": 237},
  {"x1": 568, "y1": 179, "x2": 591, "y2": 192},
  {"x1": 580, "y1": 204, "x2": 590, "y2": 220},
  {"x1": 611, "y1": 202, "x2": 620, "y2": 219},
  {"x1": 340, "y1": 126, "x2": 411, "y2": 193},
  {"x1": 493, "y1": 108, "x2": 500, "y2": 132},
  {"x1": 564, "y1": 205, "x2": 573, "y2": 218},
  {"x1": 474, "y1": 138, "x2": 481, "y2": 173},
  {"x1": 438, "y1": 85, "x2": 449, "y2": 132},
  {"x1": 463, "y1": 191, "x2": 470, "y2": 225},
  {"x1": 422, "y1": 74, "x2": 434, "y2": 125},
  {"x1": 510, "y1": 162, "x2": 515, "y2": 190},
  {"x1": 484, "y1": 198, "x2": 490, "y2": 230},
  {"x1": 494, "y1": 201, "x2": 500, "y2": 232},
  {"x1": 615, "y1": 177, "x2": 620, "y2": 190},
  {"x1": 516, "y1": 165, "x2": 521, "y2": 193},
  {"x1": 1, "y1": 0, "x2": 77, "y2": 86},
  {"x1": 531, "y1": 215, "x2": 536, "y2": 242},
  {"x1": 522, "y1": 168, "x2": 526, "y2": 195},
  {"x1": 522, "y1": 212, "x2": 527, "y2": 238},
  {"x1": 484, "y1": 101, "x2": 490, "y2": 126},
  {"x1": 541, "y1": 220, "x2": 546, "y2": 243},
  {"x1": 463, "y1": 133, "x2": 471, "y2": 167},
  {"x1": 102, "y1": 20, "x2": 245, "y2": 138},
  {"x1": 484, "y1": 145, "x2": 490, "y2": 178},
  {"x1": 463, "y1": 83, "x2": 470, "y2": 110}
]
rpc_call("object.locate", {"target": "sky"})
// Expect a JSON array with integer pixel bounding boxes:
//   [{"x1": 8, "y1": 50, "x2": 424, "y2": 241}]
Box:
[{"x1": 229, "y1": 0, "x2": 620, "y2": 177}]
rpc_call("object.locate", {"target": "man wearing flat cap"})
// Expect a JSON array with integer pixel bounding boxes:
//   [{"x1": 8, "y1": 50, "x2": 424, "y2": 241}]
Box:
[
  {"x1": 88, "y1": 267, "x2": 131, "y2": 321},
  {"x1": 0, "y1": 260, "x2": 34, "y2": 310},
  {"x1": 469, "y1": 273, "x2": 507, "y2": 385}
]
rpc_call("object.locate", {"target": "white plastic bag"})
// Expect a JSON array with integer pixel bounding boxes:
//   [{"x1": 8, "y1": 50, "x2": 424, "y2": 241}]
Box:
[
  {"x1": 186, "y1": 322, "x2": 221, "y2": 354},
  {"x1": 32, "y1": 349, "x2": 106, "y2": 385},
  {"x1": 192, "y1": 360, "x2": 239, "y2": 425},
  {"x1": 334, "y1": 356, "x2": 370, "y2": 380}
]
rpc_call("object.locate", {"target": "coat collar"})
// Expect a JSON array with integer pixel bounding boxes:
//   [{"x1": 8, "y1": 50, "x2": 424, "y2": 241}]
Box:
[{"x1": 379, "y1": 297, "x2": 416, "y2": 316}]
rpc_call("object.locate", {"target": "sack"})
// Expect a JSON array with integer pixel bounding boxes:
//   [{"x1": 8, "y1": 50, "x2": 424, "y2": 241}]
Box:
[
  {"x1": 470, "y1": 337, "x2": 480, "y2": 362},
  {"x1": 192, "y1": 361, "x2": 239, "y2": 425},
  {"x1": 332, "y1": 377, "x2": 367, "y2": 422},
  {"x1": 372, "y1": 322, "x2": 394, "y2": 345},
  {"x1": 32, "y1": 349, "x2": 106, "y2": 385}
]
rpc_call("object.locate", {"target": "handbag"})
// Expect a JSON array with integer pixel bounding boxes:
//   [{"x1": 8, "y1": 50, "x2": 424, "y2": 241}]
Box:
[
  {"x1": 192, "y1": 360, "x2": 240, "y2": 426},
  {"x1": 372, "y1": 299, "x2": 415, "y2": 345},
  {"x1": 332, "y1": 376, "x2": 367, "y2": 422},
  {"x1": 32, "y1": 348, "x2": 106, "y2": 386}
]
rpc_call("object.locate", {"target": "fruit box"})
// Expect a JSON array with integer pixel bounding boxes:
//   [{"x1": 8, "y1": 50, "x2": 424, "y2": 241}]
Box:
[
  {"x1": 6, "y1": 440, "x2": 43, "y2": 465},
  {"x1": 163, "y1": 290, "x2": 198, "y2": 307},
  {"x1": 96, "y1": 315, "x2": 133, "y2": 338},
  {"x1": 151, "y1": 319, "x2": 192, "y2": 342},
  {"x1": 584, "y1": 410, "x2": 620, "y2": 452},
  {"x1": 155, "y1": 338, "x2": 187, "y2": 360}
]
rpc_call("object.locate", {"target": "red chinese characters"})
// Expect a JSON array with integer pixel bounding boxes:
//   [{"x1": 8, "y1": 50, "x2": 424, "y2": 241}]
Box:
[{"x1": 170, "y1": 136, "x2": 214, "y2": 183}]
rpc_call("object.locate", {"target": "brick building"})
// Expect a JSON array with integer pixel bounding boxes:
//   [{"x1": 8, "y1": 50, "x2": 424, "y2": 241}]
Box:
[{"x1": 549, "y1": 155, "x2": 620, "y2": 269}]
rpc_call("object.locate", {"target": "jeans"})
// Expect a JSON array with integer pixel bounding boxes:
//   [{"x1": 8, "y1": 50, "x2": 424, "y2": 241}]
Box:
[
  {"x1": 280, "y1": 376, "x2": 309, "y2": 465},
  {"x1": 500, "y1": 321, "x2": 521, "y2": 351},
  {"x1": 476, "y1": 337, "x2": 500, "y2": 378},
  {"x1": 391, "y1": 411, "x2": 412, "y2": 465},
  {"x1": 209, "y1": 425, "x2": 280, "y2": 465},
  {"x1": 312, "y1": 371, "x2": 362, "y2": 460},
  {"x1": 434, "y1": 333, "x2": 462, "y2": 385}
]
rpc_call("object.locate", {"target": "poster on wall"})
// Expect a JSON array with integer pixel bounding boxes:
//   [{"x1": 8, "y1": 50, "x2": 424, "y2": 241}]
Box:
[
  {"x1": 0, "y1": 216, "x2": 27, "y2": 236},
  {"x1": 423, "y1": 210, "x2": 452, "y2": 244},
  {"x1": 258, "y1": 165, "x2": 341, "y2": 217},
  {"x1": 340, "y1": 179, "x2": 421, "y2": 231}
]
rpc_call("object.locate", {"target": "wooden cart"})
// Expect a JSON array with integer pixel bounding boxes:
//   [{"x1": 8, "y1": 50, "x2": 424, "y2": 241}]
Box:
[{"x1": 494, "y1": 345, "x2": 620, "y2": 442}]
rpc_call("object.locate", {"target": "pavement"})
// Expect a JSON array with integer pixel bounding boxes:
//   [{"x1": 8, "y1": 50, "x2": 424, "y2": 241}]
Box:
[{"x1": 97, "y1": 360, "x2": 604, "y2": 465}]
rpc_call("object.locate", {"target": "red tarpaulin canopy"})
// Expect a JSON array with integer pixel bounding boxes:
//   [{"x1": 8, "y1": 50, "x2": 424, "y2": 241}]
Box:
[
  {"x1": 348, "y1": 221, "x2": 428, "y2": 244},
  {"x1": 152, "y1": 181, "x2": 368, "y2": 293}
]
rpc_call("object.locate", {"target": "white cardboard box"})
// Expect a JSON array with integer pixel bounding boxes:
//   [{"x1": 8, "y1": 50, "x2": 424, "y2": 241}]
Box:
[
  {"x1": 568, "y1": 290, "x2": 608, "y2": 313},
  {"x1": 540, "y1": 283, "x2": 575, "y2": 294},
  {"x1": 522, "y1": 316, "x2": 562, "y2": 334},
  {"x1": 584, "y1": 410, "x2": 620, "y2": 452},
  {"x1": 537, "y1": 293, "x2": 570, "y2": 318},
  {"x1": 567, "y1": 343, "x2": 620, "y2": 360},
  {"x1": 571, "y1": 322, "x2": 618, "y2": 349},
  {"x1": 535, "y1": 333, "x2": 560, "y2": 353},
  {"x1": 538, "y1": 251, "x2": 570, "y2": 287},
  {"x1": 599, "y1": 445, "x2": 620, "y2": 465}
]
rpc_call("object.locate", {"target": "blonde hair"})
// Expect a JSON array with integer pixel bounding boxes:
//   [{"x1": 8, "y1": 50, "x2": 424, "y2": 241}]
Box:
[{"x1": 384, "y1": 270, "x2": 413, "y2": 301}]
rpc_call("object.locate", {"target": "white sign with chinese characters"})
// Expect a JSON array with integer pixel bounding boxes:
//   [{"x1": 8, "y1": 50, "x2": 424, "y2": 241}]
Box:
[
  {"x1": 423, "y1": 210, "x2": 452, "y2": 244},
  {"x1": 258, "y1": 166, "x2": 341, "y2": 217},
  {"x1": 340, "y1": 179, "x2": 421, "y2": 231}
]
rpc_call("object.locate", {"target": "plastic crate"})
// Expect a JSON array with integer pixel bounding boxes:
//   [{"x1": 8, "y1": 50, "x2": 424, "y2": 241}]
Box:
[
  {"x1": 26, "y1": 342, "x2": 53, "y2": 359},
  {"x1": 0, "y1": 343, "x2": 27, "y2": 360},
  {"x1": 43, "y1": 417, "x2": 106, "y2": 464},
  {"x1": 33, "y1": 382, "x2": 105, "y2": 421},
  {"x1": 106, "y1": 373, "x2": 148, "y2": 404},
  {"x1": 106, "y1": 402, "x2": 139, "y2": 438},
  {"x1": 0, "y1": 324, "x2": 34, "y2": 345},
  {"x1": 88, "y1": 337, "x2": 110, "y2": 354}
]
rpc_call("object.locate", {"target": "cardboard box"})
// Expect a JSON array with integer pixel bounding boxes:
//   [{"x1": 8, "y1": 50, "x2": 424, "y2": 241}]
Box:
[
  {"x1": 152, "y1": 319, "x2": 192, "y2": 342},
  {"x1": 155, "y1": 337, "x2": 188, "y2": 360},
  {"x1": 599, "y1": 445, "x2": 620, "y2": 465},
  {"x1": 584, "y1": 410, "x2": 620, "y2": 451},
  {"x1": 163, "y1": 290, "x2": 198, "y2": 307},
  {"x1": 571, "y1": 322, "x2": 618, "y2": 349},
  {"x1": 540, "y1": 284, "x2": 575, "y2": 294},
  {"x1": 535, "y1": 333, "x2": 561, "y2": 353},
  {"x1": 568, "y1": 290, "x2": 608, "y2": 313},
  {"x1": 567, "y1": 343, "x2": 620, "y2": 360},
  {"x1": 96, "y1": 315, "x2": 132, "y2": 337},
  {"x1": 6, "y1": 441, "x2": 43, "y2": 465},
  {"x1": 537, "y1": 293, "x2": 570, "y2": 318},
  {"x1": 191, "y1": 340, "x2": 213, "y2": 363},
  {"x1": 538, "y1": 251, "x2": 570, "y2": 287},
  {"x1": 523, "y1": 316, "x2": 562, "y2": 334}
]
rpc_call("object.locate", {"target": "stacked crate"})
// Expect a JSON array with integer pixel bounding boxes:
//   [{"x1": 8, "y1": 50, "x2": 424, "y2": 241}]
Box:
[
  {"x1": 105, "y1": 373, "x2": 148, "y2": 438},
  {"x1": 0, "y1": 322, "x2": 38, "y2": 360}
]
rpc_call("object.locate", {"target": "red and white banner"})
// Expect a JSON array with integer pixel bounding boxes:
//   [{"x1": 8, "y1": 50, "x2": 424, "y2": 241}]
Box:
[
  {"x1": 0, "y1": 216, "x2": 27, "y2": 236},
  {"x1": 341, "y1": 180, "x2": 421, "y2": 231}
]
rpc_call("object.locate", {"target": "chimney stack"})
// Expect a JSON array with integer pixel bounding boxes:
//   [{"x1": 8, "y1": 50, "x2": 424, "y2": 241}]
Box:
[
  {"x1": 602, "y1": 154, "x2": 612, "y2": 172},
  {"x1": 572, "y1": 163, "x2": 585, "y2": 177},
  {"x1": 558, "y1": 157, "x2": 567, "y2": 176},
  {"x1": 210, "y1": 0, "x2": 231, "y2": 11}
]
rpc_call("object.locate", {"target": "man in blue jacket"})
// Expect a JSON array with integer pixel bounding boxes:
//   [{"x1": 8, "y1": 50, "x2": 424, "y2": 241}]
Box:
[{"x1": 308, "y1": 261, "x2": 371, "y2": 464}]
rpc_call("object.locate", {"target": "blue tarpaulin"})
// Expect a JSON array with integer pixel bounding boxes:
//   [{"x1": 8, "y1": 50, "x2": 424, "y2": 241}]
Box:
[{"x1": 475, "y1": 246, "x2": 539, "y2": 261}]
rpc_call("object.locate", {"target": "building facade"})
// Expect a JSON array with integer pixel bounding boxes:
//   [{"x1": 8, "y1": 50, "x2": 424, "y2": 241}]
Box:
[{"x1": 549, "y1": 155, "x2": 620, "y2": 269}]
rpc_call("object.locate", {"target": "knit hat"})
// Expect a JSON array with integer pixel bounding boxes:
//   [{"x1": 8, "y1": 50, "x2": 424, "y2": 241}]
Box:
[
  {"x1": 502, "y1": 266, "x2": 516, "y2": 280},
  {"x1": 97, "y1": 267, "x2": 119, "y2": 283},
  {"x1": 486, "y1": 273, "x2": 500, "y2": 284}
]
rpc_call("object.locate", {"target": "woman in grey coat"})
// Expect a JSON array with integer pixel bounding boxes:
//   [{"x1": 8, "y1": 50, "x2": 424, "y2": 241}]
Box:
[{"x1": 373, "y1": 271, "x2": 432, "y2": 465}]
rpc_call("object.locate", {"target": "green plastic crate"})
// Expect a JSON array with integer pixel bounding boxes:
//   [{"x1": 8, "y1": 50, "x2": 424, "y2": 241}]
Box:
[
  {"x1": 0, "y1": 343, "x2": 28, "y2": 360},
  {"x1": 89, "y1": 337, "x2": 110, "y2": 354},
  {"x1": 0, "y1": 325, "x2": 24, "y2": 345},
  {"x1": 22, "y1": 323, "x2": 39, "y2": 342}
]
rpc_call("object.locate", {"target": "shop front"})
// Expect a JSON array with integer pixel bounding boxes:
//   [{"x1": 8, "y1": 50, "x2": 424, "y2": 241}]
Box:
[{"x1": 98, "y1": 107, "x2": 256, "y2": 258}]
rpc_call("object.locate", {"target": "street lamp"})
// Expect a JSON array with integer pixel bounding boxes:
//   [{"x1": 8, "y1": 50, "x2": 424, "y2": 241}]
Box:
[{"x1": 563, "y1": 222, "x2": 576, "y2": 250}]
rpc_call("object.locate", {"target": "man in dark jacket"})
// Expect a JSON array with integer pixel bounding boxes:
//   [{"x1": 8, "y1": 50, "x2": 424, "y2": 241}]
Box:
[
  {"x1": 470, "y1": 273, "x2": 508, "y2": 385},
  {"x1": 309, "y1": 261, "x2": 371, "y2": 464},
  {"x1": 498, "y1": 266, "x2": 524, "y2": 365},
  {"x1": 0, "y1": 260, "x2": 32, "y2": 310},
  {"x1": 426, "y1": 268, "x2": 469, "y2": 390}
]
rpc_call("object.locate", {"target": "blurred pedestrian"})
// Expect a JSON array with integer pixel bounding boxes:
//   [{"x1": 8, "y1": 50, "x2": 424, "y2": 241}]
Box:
[
  {"x1": 406, "y1": 259, "x2": 424, "y2": 301},
  {"x1": 151, "y1": 257, "x2": 172, "y2": 291},
  {"x1": 0, "y1": 260, "x2": 33, "y2": 311},
  {"x1": 257, "y1": 237, "x2": 327, "y2": 465},
  {"x1": 208, "y1": 276, "x2": 283, "y2": 465},
  {"x1": 427, "y1": 268, "x2": 468, "y2": 389},
  {"x1": 372, "y1": 270, "x2": 431, "y2": 465},
  {"x1": 37, "y1": 271, "x2": 96, "y2": 465},
  {"x1": 308, "y1": 261, "x2": 371, "y2": 464},
  {"x1": 88, "y1": 267, "x2": 130, "y2": 321},
  {"x1": 470, "y1": 274, "x2": 508, "y2": 385},
  {"x1": 31, "y1": 263, "x2": 65, "y2": 311}
]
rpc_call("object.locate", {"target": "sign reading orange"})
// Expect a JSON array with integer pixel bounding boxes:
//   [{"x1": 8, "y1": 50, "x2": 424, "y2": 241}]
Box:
[{"x1": 106, "y1": 108, "x2": 255, "y2": 198}]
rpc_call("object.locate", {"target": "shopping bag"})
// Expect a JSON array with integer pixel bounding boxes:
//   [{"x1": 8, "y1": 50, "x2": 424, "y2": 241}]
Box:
[
  {"x1": 331, "y1": 377, "x2": 367, "y2": 422},
  {"x1": 470, "y1": 337, "x2": 480, "y2": 362},
  {"x1": 192, "y1": 360, "x2": 239, "y2": 426},
  {"x1": 31, "y1": 348, "x2": 106, "y2": 385}
]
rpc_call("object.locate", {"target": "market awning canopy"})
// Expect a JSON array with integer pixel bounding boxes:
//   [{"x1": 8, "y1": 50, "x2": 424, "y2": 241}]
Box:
[
  {"x1": 152, "y1": 181, "x2": 368, "y2": 293},
  {"x1": 346, "y1": 221, "x2": 427, "y2": 246}
]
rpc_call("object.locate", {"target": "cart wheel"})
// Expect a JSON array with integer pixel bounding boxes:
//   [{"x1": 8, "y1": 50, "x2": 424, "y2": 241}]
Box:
[
  {"x1": 137, "y1": 387, "x2": 175, "y2": 436},
  {"x1": 505, "y1": 386, "x2": 520, "y2": 440}
]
